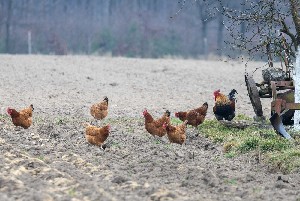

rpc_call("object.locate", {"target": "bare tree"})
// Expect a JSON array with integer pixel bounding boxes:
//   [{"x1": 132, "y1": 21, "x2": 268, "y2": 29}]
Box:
[
  {"x1": 220, "y1": 0, "x2": 300, "y2": 61},
  {"x1": 4, "y1": 0, "x2": 298, "y2": 58},
  {"x1": 5, "y1": 0, "x2": 12, "y2": 53},
  {"x1": 288, "y1": 0, "x2": 300, "y2": 49},
  {"x1": 217, "y1": 0, "x2": 225, "y2": 56},
  {"x1": 196, "y1": 0, "x2": 218, "y2": 58}
]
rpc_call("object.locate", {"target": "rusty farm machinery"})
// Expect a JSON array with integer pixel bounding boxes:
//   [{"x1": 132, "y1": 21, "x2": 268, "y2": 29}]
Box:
[{"x1": 245, "y1": 39, "x2": 300, "y2": 139}]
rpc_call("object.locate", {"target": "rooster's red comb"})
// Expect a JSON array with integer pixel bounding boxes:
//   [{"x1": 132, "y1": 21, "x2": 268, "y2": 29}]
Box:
[{"x1": 213, "y1": 89, "x2": 221, "y2": 95}]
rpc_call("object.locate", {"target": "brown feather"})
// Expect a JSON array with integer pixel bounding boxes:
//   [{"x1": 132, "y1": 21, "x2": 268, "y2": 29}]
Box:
[
  {"x1": 176, "y1": 102, "x2": 208, "y2": 127},
  {"x1": 85, "y1": 124, "x2": 110, "y2": 146},
  {"x1": 90, "y1": 98, "x2": 108, "y2": 120},
  {"x1": 8, "y1": 105, "x2": 33, "y2": 129},
  {"x1": 164, "y1": 120, "x2": 187, "y2": 145},
  {"x1": 143, "y1": 110, "x2": 170, "y2": 137}
]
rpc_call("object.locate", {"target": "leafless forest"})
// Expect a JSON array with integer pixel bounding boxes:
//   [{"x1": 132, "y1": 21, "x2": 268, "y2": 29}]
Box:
[{"x1": 0, "y1": 0, "x2": 267, "y2": 58}]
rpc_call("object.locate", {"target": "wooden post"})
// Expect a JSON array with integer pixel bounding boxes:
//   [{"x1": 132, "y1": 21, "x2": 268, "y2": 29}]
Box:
[{"x1": 294, "y1": 47, "x2": 300, "y2": 130}]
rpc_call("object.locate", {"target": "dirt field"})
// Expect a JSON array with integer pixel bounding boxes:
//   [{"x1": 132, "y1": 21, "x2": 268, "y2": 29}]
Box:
[{"x1": 0, "y1": 55, "x2": 299, "y2": 201}]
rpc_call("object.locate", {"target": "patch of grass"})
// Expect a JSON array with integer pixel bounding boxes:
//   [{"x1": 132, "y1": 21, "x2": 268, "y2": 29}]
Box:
[
  {"x1": 234, "y1": 114, "x2": 252, "y2": 121},
  {"x1": 34, "y1": 116, "x2": 45, "y2": 124},
  {"x1": 224, "y1": 151, "x2": 236, "y2": 158},
  {"x1": 111, "y1": 142, "x2": 120, "y2": 148},
  {"x1": 155, "y1": 139, "x2": 162, "y2": 144},
  {"x1": 260, "y1": 138, "x2": 290, "y2": 152},
  {"x1": 268, "y1": 149, "x2": 300, "y2": 173},
  {"x1": 224, "y1": 178, "x2": 237, "y2": 185},
  {"x1": 252, "y1": 187, "x2": 262, "y2": 193},
  {"x1": 223, "y1": 141, "x2": 237, "y2": 153},
  {"x1": 239, "y1": 136, "x2": 260, "y2": 153},
  {"x1": 126, "y1": 127, "x2": 134, "y2": 133},
  {"x1": 198, "y1": 116, "x2": 300, "y2": 173},
  {"x1": 212, "y1": 155, "x2": 221, "y2": 162},
  {"x1": 171, "y1": 118, "x2": 183, "y2": 125},
  {"x1": 0, "y1": 114, "x2": 9, "y2": 121},
  {"x1": 68, "y1": 188, "x2": 76, "y2": 197},
  {"x1": 164, "y1": 143, "x2": 172, "y2": 149},
  {"x1": 214, "y1": 135, "x2": 225, "y2": 143},
  {"x1": 54, "y1": 117, "x2": 67, "y2": 125},
  {"x1": 105, "y1": 117, "x2": 143, "y2": 124},
  {"x1": 37, "y1": 155, "x2": 45, "y2": 161}
]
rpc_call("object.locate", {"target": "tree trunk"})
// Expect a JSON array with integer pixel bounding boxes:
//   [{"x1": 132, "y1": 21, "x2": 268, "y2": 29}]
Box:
[
  {"x1": 202, "y1": 20, "x2": 208, "y2": 58},
  {"x1": 289, "y1": 0, "x2": 300, "y2": 49},
  {"x1": 236, "y1": 0, "x2": 246, "y2": 57},
  {"x1": 294, "y1": 47, "x2": 300, "y2": 130},
  {"x1": 240, "y1": 0, "x2": 246, "y2": 52},
  {"x1": 217, "y1": 5, "x2": 224, "y2": 56},
  {"x1": 5, "y1": 0, "x2": 12, "y2": 53},
  {"x1": 109, "y1": 0, "x2": 117, "y2": 16}
]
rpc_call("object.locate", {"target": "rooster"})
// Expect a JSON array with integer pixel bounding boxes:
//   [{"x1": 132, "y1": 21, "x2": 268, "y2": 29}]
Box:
[
  {"x1": 163, "y1": 120, "x2": 188, "y2": 145},
  {"x1": 143, "y1": 109, "x2": 170, "y2": 137},
  {"x1": 175, "y1": 102, "x2": 208, "y2": 128},
  {"x1": 90, "y1": 96, "x2": 108, "y2": 120},
  {"x1": 213, "y1": 89, "x2": 237, "y2": 121},
  {"x1": 85, "y1": 124, "x2": 110, "y2": 149},
  {"x1": 7, "y1": 104, "x2": 34, "y2": 129}
]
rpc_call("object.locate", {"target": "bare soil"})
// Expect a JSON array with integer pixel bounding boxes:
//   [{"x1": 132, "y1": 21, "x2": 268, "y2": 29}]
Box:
[{"x1": 0, "y1": 55, "x2": 299, "y2": 201}]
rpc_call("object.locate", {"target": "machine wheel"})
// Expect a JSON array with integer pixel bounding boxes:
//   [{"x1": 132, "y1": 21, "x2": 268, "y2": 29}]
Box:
[{"x1": 245, "y1": 74, "x2": 264, "y2": 117}]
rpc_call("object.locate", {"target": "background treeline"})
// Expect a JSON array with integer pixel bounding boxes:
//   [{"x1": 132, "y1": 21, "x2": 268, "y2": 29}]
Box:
[{"x1": 0, "y1": 0, "x2": 266, "y2": 58}]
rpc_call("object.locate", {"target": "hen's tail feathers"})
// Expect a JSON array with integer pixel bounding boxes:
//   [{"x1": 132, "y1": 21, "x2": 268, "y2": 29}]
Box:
[
  {"x1": 101, "y1": 143, "x2": 107, "y2": 150},
  {"x1": 228, "y1": 89, "x2": 238, "y2": 100},
  {"x1": 30, "y1": 104, "x2": 34, "y2": 111},
  {"x1": 103, "y1": 96, "x2": 109, "y2": 103}
]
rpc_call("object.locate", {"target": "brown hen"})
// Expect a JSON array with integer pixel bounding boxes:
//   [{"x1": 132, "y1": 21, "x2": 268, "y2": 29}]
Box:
[
  {"x1": 143, "y1": 109, "x2": 170, "y2": 137},
  {"x1": 163, "y1": 120, "x2": 188, "y2": 145},
  {"x1": 90, "y1": 96, "x2": 108, "y2": 120},
  {"x1": 175, "y1": 102, "x2": 208, "y2": 127},
  {"x1": 7, "y1": 104, "x2": 34, "y2": 129},
  {"x1": 85, "y1": 124, "x2": 110, "y2": 148}
]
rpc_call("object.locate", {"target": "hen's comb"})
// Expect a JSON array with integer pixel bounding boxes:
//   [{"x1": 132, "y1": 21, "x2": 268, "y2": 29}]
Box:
[
  {"x1": 6, "y1": 108, "x2": 12, "y2": 115},
  {"x1": 213, "y1": 89, "x2": 221, "y2": 95}
]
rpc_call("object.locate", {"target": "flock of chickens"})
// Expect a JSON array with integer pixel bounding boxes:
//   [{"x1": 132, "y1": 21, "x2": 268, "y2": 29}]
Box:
[{"x1": 6, "y1": 89, "x2": 237, "y2": 147}]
